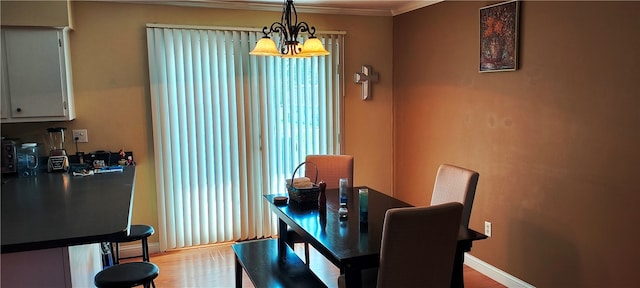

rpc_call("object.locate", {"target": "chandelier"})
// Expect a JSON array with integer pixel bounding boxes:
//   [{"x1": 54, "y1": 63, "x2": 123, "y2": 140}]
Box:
[{"x1": 250, "y1": 0, "x2": 329, "y2": 58}]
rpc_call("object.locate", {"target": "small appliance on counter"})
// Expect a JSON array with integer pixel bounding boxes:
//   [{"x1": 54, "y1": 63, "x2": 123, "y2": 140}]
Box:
[
  {"x1": 17, "y1": 143, "x2": 40, "y2": 177},
  {"x1": 47, "y1": 127, "x2": 70, "y2": 172},
  {"x1": 1, "y1": 139, "x2": 17, "y2": 174},
  {"x1": 67, "y1": 150, "x2": 135, "y2": 174}
]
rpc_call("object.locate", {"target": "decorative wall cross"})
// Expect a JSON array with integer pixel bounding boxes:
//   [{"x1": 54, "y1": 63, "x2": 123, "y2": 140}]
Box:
[{"x1": 354, "y1": 65, "x2": 379, "y2": 100}]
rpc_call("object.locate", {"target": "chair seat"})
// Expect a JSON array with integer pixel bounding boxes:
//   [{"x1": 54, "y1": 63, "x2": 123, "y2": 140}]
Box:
[
  {"x1": 113, "y1": 224, "x2": 155, "y2": 242},
  {"x1": 285, "y1": 228, "x2": 306, "y2": 244},
  {"x1": 286, "y1": 228, "x2": 310, "y2": 265},
  {"x1": 94, "y1": 262, "x2": 159, "y2": 288}
]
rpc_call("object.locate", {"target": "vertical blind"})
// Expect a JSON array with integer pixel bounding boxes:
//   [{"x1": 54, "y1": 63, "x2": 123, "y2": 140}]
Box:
[{"x1": 146, "y1": 25, "x2": 344, "y2": 251}]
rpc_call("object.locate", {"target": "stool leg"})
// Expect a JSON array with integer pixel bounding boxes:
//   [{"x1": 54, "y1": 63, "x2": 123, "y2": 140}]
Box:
[
  {"x1": 112, "y1": 242, "x2": 120, "y2": 265},
  {"x1": 304, "y1": 242, "x2": 310, "y2": 265},
  {"x1": 142, "y1": 238, "x2": 150, "y2": 262},
  {"x1": 108, "y1": 242, "x2": 115, "y2": 266}
]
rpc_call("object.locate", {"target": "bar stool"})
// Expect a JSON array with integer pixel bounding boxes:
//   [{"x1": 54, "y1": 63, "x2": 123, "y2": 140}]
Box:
[
  {"x1": 110, "y1": 224, "x2": 155, "y2": 264},
  {"x1": 94, "y1": 262, "x2": 159, "y2": 288}
]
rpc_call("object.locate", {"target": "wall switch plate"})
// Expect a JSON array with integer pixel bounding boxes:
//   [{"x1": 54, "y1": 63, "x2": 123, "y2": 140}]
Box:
[
  {"x1": 72, "y1": 129, "x2": 88, "y2": 143},
  {"x1": 484, "y1": 221, "x2": 492, "y2": 237}
]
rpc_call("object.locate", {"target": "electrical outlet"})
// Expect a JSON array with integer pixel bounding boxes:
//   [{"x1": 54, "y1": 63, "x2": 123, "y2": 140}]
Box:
[
  {"x1": 484, "y1": 221, "x2": 492, "y2": 237},
  {"x1": 72, "y1": 129, "x2": 88, "y2": 143}
]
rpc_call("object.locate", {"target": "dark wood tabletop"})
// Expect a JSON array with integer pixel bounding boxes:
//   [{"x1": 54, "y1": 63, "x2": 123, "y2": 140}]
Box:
[
  {"x1": 265, "y1": 186, "x2": 488, "y2": 288},
  {"x1": 266, "y1": 187, "x2": 411, "y2": 287},
  {"x1": 1, "y1": 167, "x2": 135, "y2": 253},
  {"x1": 274, "y1": 187, "x2": 408, "y2": 263}
]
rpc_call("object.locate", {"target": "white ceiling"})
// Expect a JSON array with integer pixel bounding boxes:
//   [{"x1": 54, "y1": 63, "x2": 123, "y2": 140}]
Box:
[{"x1": 122, "y1": 0, "x2": 443, "y2": 16}]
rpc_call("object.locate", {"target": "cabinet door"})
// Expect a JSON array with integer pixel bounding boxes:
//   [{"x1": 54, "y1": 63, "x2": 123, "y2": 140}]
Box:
[
  {"x1": 4, "y1": 29, "x2": 68, "y2": 118},
  {"x1": 1, "y1": 32, "x2": 9, "y2": 119}
]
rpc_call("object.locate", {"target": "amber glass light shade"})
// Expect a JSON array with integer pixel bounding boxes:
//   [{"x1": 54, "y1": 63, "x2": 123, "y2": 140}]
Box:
[
  {"x1": 299, "y1": 37, "x2": 329, "y2": 56},
  {"x1": 250, "y1": 37, "x2": 280, "y2": 56}
]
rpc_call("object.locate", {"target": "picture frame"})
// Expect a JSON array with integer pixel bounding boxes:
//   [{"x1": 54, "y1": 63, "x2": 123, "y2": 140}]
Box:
[{"x1": 479, "y1": 0, "x2": 519, "y2": 72}]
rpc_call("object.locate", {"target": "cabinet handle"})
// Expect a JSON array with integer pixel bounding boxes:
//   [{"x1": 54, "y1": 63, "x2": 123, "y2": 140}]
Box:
[{"x1": 16, "y1": 108, "x2": 22, "y2": 112}]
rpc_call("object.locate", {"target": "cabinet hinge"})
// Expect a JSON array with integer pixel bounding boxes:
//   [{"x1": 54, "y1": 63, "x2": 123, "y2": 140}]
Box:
[
  {"x1": 59, "y1": 38, "x2": 62, "y2": 47},
  {"x1": 64, "y1": 101, "x2": 67, "y2": 110}
]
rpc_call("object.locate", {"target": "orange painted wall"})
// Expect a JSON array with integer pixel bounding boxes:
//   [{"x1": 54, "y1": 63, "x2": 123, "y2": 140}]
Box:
[
  {"x1": 394, "y1": 1, "x2": 640, "y2": 287},
  {"x1": 1, "y1": 0, "x2": 73, "y2": 28}
]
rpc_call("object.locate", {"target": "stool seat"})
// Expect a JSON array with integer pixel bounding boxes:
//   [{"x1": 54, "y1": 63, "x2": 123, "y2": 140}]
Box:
[
  {"x1": 114, "y1": 225, "x2": 155, "y2": 242},
  {"x1": 95, "y1": 262, "x2": 159, "y2": 288},
  {"x1": 110, "y1": 224, "x2": 155, "y2": 265}
]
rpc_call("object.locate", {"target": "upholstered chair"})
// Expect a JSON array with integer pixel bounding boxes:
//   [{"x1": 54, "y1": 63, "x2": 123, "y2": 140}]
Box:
[
  {"x1": 430, "y1": 164, "x2": 479, "y2": 228},
  {"x1": 338, "y1": 202, "x2": 463, "y2": 287},
  {"x1": 286, "y1": 154, "x2": 354, "y2": 265}
]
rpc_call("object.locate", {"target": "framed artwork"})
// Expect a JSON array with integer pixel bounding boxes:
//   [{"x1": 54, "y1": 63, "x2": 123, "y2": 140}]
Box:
[{"x1": 480, "y1": 0, "x2": 519, "y2": 72}]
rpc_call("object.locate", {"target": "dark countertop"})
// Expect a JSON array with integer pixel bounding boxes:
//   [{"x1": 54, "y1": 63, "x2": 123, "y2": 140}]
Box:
[{"x1": 1, "y1": 167, "x2": 135, "y2": 254}]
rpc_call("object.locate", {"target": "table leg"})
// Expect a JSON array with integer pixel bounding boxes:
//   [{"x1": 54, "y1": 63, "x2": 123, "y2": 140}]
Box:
[
  {"x1": 451, "y1": 244, "x2": 465, "y2": 288},
  {"x1": 235, "y1": 254, "x2": 242, "y2": 288},
  {"x1": 278, "y1": 219, "x2": 288, "y2": 259},
  {"x1": 343, "y1": 265, "x2": 362, "y2": 288}
]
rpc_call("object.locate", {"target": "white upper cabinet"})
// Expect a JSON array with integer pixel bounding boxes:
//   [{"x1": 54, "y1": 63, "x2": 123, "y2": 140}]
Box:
[{"x1": 1, "y1": 27, "x2": 75, "y2": 123}]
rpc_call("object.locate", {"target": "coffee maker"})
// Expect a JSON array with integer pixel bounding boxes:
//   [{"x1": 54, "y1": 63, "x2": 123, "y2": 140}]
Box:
[{"x1": 47, "y1": 127, "x2": 69, "y2": 172}]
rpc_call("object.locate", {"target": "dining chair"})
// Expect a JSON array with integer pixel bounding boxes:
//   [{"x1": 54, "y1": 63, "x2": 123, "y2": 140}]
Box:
[
  {"x1": 286, "y1": 154, "x2": 354, "y2": 265},
  {"x1": 338, "y1": 202, "x2": 464, "y2": 288},
  {"x1": 430, "y1": 164, "x2": 479, "y2": 228},
  {"x1": 304, "y1": 154, "x2": 354, "y2": 190}
]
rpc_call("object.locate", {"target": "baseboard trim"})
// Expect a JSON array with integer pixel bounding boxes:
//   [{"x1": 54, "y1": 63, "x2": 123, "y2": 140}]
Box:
[
  {"x1": 116, "y1": 241, "x2": 161, "y2": 260},
  {"x1": 464, "y1": 253, "x2": 535, "y2": 288}
]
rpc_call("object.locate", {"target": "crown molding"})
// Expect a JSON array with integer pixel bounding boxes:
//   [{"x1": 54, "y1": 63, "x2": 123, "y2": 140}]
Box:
[
  {"x1": 111, "y1": 0, "x2": 443, "y2": 16},
  {"x1": 391, "y1": 1, "x2": 444, "y2": 16}
]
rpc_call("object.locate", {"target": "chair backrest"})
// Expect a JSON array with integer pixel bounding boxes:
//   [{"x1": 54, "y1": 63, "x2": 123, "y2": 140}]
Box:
[
  {"x1": 304, "y1": 155, "x2": 354, "y2": 189},
  {"x1": 430, "y1": 164, "x2": 479, "y2": 228},
  {"x1": 376, "y1": 202, "x2": 463, "y2": 288}
]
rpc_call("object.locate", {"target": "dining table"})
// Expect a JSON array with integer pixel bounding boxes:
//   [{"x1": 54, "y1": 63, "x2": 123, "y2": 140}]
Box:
[{"x1": 264, "y1": 186, "x2": 487, "y2": 288}]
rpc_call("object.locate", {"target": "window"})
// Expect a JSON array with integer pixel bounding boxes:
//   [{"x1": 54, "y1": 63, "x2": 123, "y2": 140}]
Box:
[{"x1": 147, "y1": 25, "x2": 344, "y2": 250}]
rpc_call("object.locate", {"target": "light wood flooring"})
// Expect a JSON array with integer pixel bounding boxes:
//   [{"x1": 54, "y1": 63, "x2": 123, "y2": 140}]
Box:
[{"x1": 137, "y1": 242, "x2": 505, "y2": 287}]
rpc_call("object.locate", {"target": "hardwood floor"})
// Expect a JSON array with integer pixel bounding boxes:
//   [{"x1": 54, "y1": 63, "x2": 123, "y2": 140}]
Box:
[{"x1": 138, "y1": 242, "x2": 505, "y2": 287}]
